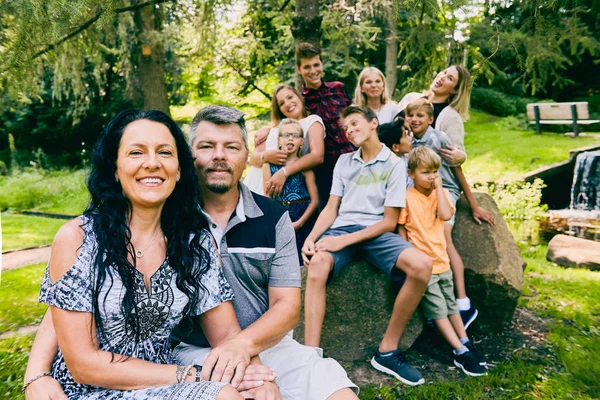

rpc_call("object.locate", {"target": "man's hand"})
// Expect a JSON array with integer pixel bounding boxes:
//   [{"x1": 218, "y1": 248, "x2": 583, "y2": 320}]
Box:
[
  {"x1": 439, "y1": 145, "x2": 465, "y2": 165},
  {"x1": 236, "y1": 364, "x2": 277, "y2": 392},
  {"x1": 265, "y1": 170, "x2": 287, "y2": 198},
  {"x1": 262, "y1": 150, "x2": 287, "y2": 166},
  {"x1": 472, "y1": 206, "x2": 495, "y2": 226},
  {"x1": 315, "y1": 235, "x2": 348, "y2": 253},
  {"x1": 301, "y1": 240, "x2": 316, "y2": 266},
  {"x1": 200, "y1": 337, "x2": 252, "y2": 387},
  {"x1": 240, "y1": 381, "x2": 282, "y2": 400},
  {"x1": 254, "y1": 127, "x2": 270, "y2": 147},
  {"x1": 25, "y1": 376, "x2": 68, "y2": 400}
]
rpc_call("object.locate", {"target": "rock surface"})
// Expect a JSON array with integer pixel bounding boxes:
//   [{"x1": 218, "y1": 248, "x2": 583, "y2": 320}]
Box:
[
  {"x1": 294, "y1": 193, "x2": 525, "y2": 363},
  {"x1": 547, "y1": 234, "x2": 600, "y2": 270}
]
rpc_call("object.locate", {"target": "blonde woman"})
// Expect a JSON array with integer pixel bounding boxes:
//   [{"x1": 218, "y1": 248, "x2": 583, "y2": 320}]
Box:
[
  {"x1": 399, "y1": 65, "x2": 495, "y2": 329},
  {"x1": 245, "y1": 84, "x2": 325, "y2": 198},
  {"x1": 353, "y1": 67, "x2": 400, "y2": 124}
]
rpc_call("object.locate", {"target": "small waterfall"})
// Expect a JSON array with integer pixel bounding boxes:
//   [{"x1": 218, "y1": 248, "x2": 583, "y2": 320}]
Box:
[{"x1": 570, "y1": 150, "x2": 600, "y2": 210}]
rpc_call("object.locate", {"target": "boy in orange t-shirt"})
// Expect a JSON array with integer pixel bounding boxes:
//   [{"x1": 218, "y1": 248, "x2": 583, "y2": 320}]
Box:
[{"x1": 398, "y1": 147, "x2": 488, "y2": 377}]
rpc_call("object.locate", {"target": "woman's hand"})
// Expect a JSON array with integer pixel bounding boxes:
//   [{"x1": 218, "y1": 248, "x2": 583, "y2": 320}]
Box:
[
  {"x1": 265, "y1": 170, "x2": 287, "y2": 198},
  {"x1": 254, "y1": 127, "x2": 271, "y2": 147},
  {"x1": 439, "y1": 145, "x2": 466, "y2": 165},
  {"x1": 25, "y1": 376, "x2": 68, "y2": 400},
  {"x1": 236, "y1": 364, "x2": 277, "y2": 392},
  {"x1": 262, "y1": 150, "x2": 287, "y2": 166},
  {"x1": 472, "y1": 206, "x2": 495, "y2": 226},
  {"x1": 240, "y1": 381, "x2": 282, "y2": 400}
]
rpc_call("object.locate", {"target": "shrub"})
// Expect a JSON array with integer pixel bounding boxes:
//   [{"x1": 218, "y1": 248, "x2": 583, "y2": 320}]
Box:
[
  {"x1": 474, "y1": 179, "x2": 548, "y2": 220},
  {"x1": 0, "y1": 168, "x2": 88, "y2": 214},
  {"x1": 471, "y1": 88, "x2": 536, "y2": 117}
]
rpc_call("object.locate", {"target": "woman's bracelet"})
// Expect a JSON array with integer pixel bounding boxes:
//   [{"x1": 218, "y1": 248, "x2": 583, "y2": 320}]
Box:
[
  {"x1": 282, "y1": 167, "x2": 288, "y2": 177},
  {"x1": 176, "y1": 364, "x2": 194, "y2": 384},
  {"x1": 22, "y1": 372, "x2": 52, "y2": 392}
]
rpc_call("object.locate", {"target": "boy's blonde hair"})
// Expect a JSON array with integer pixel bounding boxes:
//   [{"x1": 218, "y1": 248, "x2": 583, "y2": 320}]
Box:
[
  {"x1": 353, "y1": 67, "x2": 393, "y2": 106},
  {"x1": 408, "y1": 146, "x2": 440, "y2": 171},
  {"x1": 406, "y1": 97, "x2": 434, "y2": 117}
]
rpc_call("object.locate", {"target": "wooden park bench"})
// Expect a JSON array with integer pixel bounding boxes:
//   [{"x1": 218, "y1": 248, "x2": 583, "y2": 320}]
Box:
[{"x1": 526, "y1": 102, "x2": 600, "y2": 137}]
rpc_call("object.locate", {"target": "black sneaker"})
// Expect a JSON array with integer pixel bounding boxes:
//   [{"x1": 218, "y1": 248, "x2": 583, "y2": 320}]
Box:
[
  {"x1": 465, "y1": 340, "x2": 486, "y2": 366},
  {"x1": 371, "y1": 350, "x2": 425, "y2": 386},
  {"x1": 460, "y1": 306, "x2": 478, "y2": 330},
  {"x1": 453, "y1": 350, "x2": 488, "y2": 377}
]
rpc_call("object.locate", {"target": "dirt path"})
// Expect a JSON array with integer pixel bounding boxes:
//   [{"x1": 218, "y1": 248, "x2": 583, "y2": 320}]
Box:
[{"x1": 2, "y1": 246, "x2": 50, "y2": 271}]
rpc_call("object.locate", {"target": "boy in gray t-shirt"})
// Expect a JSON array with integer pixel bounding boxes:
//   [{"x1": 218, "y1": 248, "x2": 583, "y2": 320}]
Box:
[{"x1": 302, "y1": 105, "x2": 433, "y2": 387}]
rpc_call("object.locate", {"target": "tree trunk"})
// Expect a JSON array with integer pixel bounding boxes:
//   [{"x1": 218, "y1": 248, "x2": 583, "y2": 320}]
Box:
[
  {"x1": 133, "y1": 4, "x2": 170, "y2": 116},
  {"x1": 292, "y1": 0, "x2": 322, "y2": 89},
  {"x1": 385, "y1": 5, "x2": 398, "y2": 98}
]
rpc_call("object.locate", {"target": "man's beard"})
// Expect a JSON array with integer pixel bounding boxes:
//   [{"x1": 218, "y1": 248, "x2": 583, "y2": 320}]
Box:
[{"x1": 205, "y1": 181, "x2": 232, "y2": 194}]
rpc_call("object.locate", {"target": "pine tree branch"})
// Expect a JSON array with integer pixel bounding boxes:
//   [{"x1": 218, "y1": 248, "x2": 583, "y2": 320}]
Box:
[{"x1": 32, "y1": 0, "x2": 176, "y2": 59}]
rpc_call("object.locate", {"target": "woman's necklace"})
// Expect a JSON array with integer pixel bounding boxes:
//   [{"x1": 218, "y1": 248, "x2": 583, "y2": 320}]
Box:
[{"x1": 134, "y1": 230, "x2": 161, "y2": 259}]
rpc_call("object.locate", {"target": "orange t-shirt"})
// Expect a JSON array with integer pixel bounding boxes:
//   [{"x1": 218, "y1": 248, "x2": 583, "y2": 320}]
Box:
[{"x1": 398, "y1": 187, "x2": 455, "y2": 274}]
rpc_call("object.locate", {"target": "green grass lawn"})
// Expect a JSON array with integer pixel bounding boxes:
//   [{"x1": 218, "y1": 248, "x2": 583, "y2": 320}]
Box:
[
  {"x1": 463, "y1": 111, "x2": 600, "y2": 183},
  {"x1": 2, "y1": 214, "x2": 66, "y2": 251},
  {"x1": 0, "y1": 263, "x2": 47, "y2": 333}
]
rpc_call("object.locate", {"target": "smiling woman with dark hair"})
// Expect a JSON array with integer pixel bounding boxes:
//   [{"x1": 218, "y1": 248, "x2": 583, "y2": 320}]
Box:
[{"x1": 24, "y1": 109, "x2": 246, "y2": 399}]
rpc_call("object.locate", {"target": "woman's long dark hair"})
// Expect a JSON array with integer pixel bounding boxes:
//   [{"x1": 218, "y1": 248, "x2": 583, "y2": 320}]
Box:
[{"x1": 85, "y1": 109, "x2": 208, "y2": 353}]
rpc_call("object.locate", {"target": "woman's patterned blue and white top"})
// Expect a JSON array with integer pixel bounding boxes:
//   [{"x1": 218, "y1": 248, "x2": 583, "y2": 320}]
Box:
[{"x1": 38, "y1": 215, "x2": 234, "y2": 399}]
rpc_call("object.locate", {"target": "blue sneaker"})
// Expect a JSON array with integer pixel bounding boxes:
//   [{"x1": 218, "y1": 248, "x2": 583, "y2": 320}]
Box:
[
  {"x1": 464, "y1": 340, "x2": 486, "y2": 366},
  {"x1": 453, "y1": 350, "x2": 488, "y2": 377},
  {"x1": 460, "y1": 306, "x2": 478, "y2": 330},
  {"x1": 371, "y1": 350, "x2": 425, "y2": 386}
]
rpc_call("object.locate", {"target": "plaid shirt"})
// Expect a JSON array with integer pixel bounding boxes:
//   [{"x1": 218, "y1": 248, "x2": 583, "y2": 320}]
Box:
[{"x1": 302, "y1": 80, "x2": 355, "y2": 170}]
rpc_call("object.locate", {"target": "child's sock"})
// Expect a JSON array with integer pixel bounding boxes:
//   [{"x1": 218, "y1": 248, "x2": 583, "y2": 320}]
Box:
[
  {"x1": 460, "y1": 337, "x2": 469, "y2": 345},
  {"x1": 453, "y1": 346, "x2": 469, "y2": 355},
  {"x1": 377, "y1": 349, "x2": 396, "y2": 358},
  {"x1": 456, "y1": 297, "x2": 471, "y2": 311}
]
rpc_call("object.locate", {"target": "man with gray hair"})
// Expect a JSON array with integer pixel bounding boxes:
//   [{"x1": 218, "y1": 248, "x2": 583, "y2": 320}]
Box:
[{"x1": 172, "y1": 105, "x2": 359, "y2": 399}]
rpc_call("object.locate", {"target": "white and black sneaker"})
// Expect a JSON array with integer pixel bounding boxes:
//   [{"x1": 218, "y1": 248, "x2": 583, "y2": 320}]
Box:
[
  {"x1": 453, "y1": 350, "x2": 488, "y2": 377},
  {"x1": 371, "y1": 349, "x2": 425, "y2": 386},
  {"x1": 465, "y1": 340, "x2": 486, "y2": 366}
]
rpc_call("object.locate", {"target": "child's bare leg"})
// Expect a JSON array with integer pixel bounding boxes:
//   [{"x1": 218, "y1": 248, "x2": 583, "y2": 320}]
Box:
[
  {"x1": 379, "y1": 248, "x2": 432, "y2": 352},
  {"x1": 444, "y1": 223, "x2": 467, "y2": 301},
  {"x1": 327, "y1": 388, "x2": 359, "y2": 400},
  {"x1": 434, "y1": 317, "x2": 464, "y2": 350},
  {"x1": 304, "y1": 251, "x2": 335, "y2": 347},
  {"x1": 448, "y1": 313, "x2": 467, "y2": 339}
]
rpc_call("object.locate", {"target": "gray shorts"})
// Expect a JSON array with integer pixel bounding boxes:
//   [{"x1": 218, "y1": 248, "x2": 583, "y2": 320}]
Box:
[
  {"x1": 446, "y1": 190, "x2": 460, "y2": 226},
  {"x1": 172, "y1": 334, "x2": 358, "y2": 400},
  {"x1": 321, "y1": 224, "x2": 413, "y2": 283},
  {"x1": 421, "y1": 269, "x2": 459, "y2": 320}
]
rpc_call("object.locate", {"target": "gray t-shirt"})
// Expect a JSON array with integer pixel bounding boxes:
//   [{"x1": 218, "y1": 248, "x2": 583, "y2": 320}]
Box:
[
  {"x1": 412, "y1": 126, "x2": 461, "y2": 197},
  {"x1": 172, "y1": 184, "x2": 300, "y2": 347},
  {"x1": 330, "y1": 144, "x2": 407, "y2": 228}
]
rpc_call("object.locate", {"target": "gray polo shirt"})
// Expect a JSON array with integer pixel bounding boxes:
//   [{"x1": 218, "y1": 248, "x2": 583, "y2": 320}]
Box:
[
  {"x1": 171, "y1": 184, "x2": 300, "y2": 346},
  {"x1": 330, "y1": 144, "x2": 407, "y2": 229},
  {"x1": 412, "y1": 126, "x2": 461, "y2": 197}
]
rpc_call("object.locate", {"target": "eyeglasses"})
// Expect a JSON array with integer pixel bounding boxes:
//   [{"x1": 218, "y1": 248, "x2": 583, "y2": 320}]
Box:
[{"x1": 279, "y1": 132, "x2": 303, "y2": 139}]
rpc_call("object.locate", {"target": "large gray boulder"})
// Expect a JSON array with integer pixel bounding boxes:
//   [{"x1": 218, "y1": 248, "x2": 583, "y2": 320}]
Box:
[
  {"x1": 452, "y1": 193, "x2": 526, "y2": 328},
  {"x1": 294, "y1": 193, "x2": 525, "y2": 363},
  {"x1": 547, "y1": 234, "x2": 600, "y2": 270}
]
